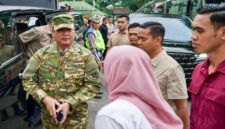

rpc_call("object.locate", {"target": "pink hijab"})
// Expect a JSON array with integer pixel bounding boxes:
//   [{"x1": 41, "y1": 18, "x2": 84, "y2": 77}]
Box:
[{"x1": 104, "y1": 46, "x2": 183, "y2": 129}]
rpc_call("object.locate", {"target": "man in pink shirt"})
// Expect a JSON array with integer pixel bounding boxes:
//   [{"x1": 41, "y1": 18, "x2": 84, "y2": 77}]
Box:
[{"x1": 189, "y1": 4, "x2": 225, "y2": 129}]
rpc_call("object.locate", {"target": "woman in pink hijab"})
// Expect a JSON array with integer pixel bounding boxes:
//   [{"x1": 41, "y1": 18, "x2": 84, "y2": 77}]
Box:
[{"x1": 95, "y1": 46, "x2": 183, "y2": 129}]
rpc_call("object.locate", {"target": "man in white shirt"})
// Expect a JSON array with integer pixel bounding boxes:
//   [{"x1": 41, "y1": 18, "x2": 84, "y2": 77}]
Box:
[{"x1": 106, "y1": 17, "x2": 114, "y2": 38}]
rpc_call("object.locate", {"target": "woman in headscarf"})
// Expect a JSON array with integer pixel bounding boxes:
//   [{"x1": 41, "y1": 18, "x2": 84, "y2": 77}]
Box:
[{"x1": 95, "y1": 45, "x2": 183, "y2": 129}]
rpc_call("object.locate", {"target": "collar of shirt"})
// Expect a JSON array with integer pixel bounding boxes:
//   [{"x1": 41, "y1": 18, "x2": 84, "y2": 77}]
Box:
[
  {"x1": 118, "y1": 30, "x2": 128, "y2": 35},
  {"x1": 59, "y1": 48, "x2": 68, "y2": 53},
  {"x1": 89, "y1": 26, "x2": 95, "y2": 31},
  {"x1": 102, "y1": 24, "x2": 107, "y2": 27},
  {"x1": 107, "y1": 23, "x2": 113, "y2": 26},
  {"x1": 50, "y1": 41, "x2": 79, "y2": 55},
  {"x1": 152, "y1": 49, "x2": 167, "y2": 67},
  {"x1": 201, "y1": 58, "x2": 225, "y2": 74}
]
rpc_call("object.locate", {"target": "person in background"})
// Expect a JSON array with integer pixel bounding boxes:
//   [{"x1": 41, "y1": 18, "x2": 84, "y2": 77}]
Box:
[
  {"x1": 22, "y1": 14, "x2": 101, "y2": 128},
  {"x1": 2, "y1": 26, "x2": 13, "y2": 44},
  {"x1": 107, "y1": 15, "x2": 130, "y2": 51},
  {"x1": 85, "y1": 16, "x2": 105, "y2": 99},
  {"x1": 138, "y1": 22, "x2": 189, "y2": 129},
  {"x1": 83, "y1": 18, "x2": 89, "y2": 28},
  {"x1": 0, "y1": 26, "x2": 16, "y2": 62},
  {"x1": 0, "y1": 21, "x2": 26, "y2": 121},
  {"x1": 85, "y1": 16, "x2": 105, "y2": 67},
  {"x1": 0, "y1": 33, "x2": 23, "y2": 122},
  {"x1": 18, "y1": 21, "x2": 54, "y2": 125},
  {"x1": 106, "y1": 17, "x2": 114, "y2": 38},
  {"x1": 0, "y1": 34, "x2": 15, "y2": 64},
  {"x1": 99, "y1": 17, "x2": 108, "y2": 59},
  {"x1": 128, "y1": 22, "x2": 140, "y2": 47},
  {"x1": 189, "y1": 4, "x2": 225, "y2": 129},
  {"x1": 0, "y1": 20, "x2": 4, "y2": 29},
  {"x1": 95, "y1": 45, "x2": 183, "y2": 129},
  {"x1": 19, "y1": 22, "x2": 54, "y2": 62},
  {"x1": 82, "y1": 19, "x2": 90, "y2": 47}
]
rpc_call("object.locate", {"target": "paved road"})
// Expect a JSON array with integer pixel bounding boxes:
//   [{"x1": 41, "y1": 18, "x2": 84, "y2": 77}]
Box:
[
  {"x1": 0, "y1": 80, "x2": 191, "y2": 129},
  {"x1": 0, "y1": 80, "x2": 108, "y2": 129}
]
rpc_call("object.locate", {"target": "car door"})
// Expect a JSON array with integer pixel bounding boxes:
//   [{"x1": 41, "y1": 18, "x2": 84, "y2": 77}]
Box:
[
  {"x1": 0, "y1": 10, "x2": 47, "y2": 127},
  {"x1": 0, "y1": 12, "x2": 26, "y2": 114}
]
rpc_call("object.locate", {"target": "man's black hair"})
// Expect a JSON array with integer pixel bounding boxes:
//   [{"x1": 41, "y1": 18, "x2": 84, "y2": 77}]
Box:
[
  {"x1": 102, "y1": 17, "x2": 108, "y2": 22},
  {"x1": 88, "y1": 19, "x2": 91, "y2": 24},
  {"x1": 118, "y1": 15, "x2": 129, "y2": 21},
  {"x1": 197, "y1": 4, "x2": 225, "y2": 29},
  {"x1": 140, "y1": 21, "x2": 165, "y2": 40},
  {"x1": 128, "y1": 22, "x2": 140, "y2": 30}
]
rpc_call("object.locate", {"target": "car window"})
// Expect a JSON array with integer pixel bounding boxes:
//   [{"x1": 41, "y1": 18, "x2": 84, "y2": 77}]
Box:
[
  {"x1": 0, "y1": 14, "x2": 45, "y2": 65},
  {"x1": 0, "y1": 16, "x2": 16, "y2": 64},
  {"x1": 27, "y1": 17, "x2": 41, "y2": 28},
  {"x1": 160, "y1": 17, "x2": 192, "y2": 42},
  {"x1": 74, "y1": 15, "x2": 84, "y2": 27},
  {"x1": 130, "y1": 15, "x2": 193, "y2": 42},
  {"x1": 16, "y1": 15, "x2": 43, "y2": 29}
]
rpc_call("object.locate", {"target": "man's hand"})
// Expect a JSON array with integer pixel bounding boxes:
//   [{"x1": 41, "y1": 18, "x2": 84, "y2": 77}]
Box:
[
  {"x1": 97, "y1": 61, "x2": 102, "y2": 67},
  {"x1": 174, "y1": 99, "x2": 190, "y2": 129},
  {"x1": 55, "y1": 102, "x2": 71, "y2": 124},
  {"x1": 79, "y1": 33, "x2": 83, "y2": 39},
  {"x1": 42, "y1": 96, "x2": 61, "y2": 120},
  {"x1": 108, "y1": 31, "x2": 112, "y2": 35}
]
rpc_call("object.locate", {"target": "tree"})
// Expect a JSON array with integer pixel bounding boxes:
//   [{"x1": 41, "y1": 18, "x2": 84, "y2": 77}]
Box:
[
  {"x1": 61, "y1": 0, "x2": 152, "y2": 13},
  {"x1": 127, "y1": 0, "x2": 153, "y2": 12}
]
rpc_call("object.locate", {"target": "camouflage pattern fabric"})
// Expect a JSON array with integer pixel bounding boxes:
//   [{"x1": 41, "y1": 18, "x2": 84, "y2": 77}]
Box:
[
  {"x1": 52, "y1": 14, "x2": 74, "y2": 31},
  {"x1": 22, "y1": 41, "x2": 101, "y2": 129}
]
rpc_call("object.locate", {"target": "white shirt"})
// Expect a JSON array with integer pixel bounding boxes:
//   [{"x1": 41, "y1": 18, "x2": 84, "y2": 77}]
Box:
[
  {"x1": 107, "y1": 23, "x2": 114, "y2": 33},
  {"x1": 95, "y1": 99, "x2": 153, "y2": 129}
]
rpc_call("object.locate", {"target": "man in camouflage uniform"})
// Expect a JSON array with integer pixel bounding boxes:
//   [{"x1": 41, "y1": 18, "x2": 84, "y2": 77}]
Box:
[{"x1": 22, "y1": 14, "x2": 101, "y2": 129}]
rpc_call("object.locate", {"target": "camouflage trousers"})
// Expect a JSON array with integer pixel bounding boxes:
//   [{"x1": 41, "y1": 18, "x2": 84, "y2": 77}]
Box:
[{"x1": 41, "y1": 106, "x2": 88, "y2": 129}]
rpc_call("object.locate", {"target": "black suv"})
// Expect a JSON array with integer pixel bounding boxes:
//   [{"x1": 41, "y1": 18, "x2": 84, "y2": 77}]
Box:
[{"x1": 129, "y1": 13, "x2": 203, "y2": 87}]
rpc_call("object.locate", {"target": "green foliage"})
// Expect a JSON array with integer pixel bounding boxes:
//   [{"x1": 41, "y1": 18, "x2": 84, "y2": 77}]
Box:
[
  {"x1": 61, "y1": 0, "x2": 152, "y2": 13},
  {"x1": 128, "y1": 0, "x2": 153, "y2": 12},
  {"x1": 99, "y1": 7, "x2": 113, "y2": 15},
  {"x1": 85, "y1": 0, "x2": 93, "y2": 5}
]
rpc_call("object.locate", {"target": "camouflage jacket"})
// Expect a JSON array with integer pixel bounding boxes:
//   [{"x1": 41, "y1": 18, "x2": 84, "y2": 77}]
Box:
[{"x1": 22, "y1": 41, "x2": 101, "y2": 128}]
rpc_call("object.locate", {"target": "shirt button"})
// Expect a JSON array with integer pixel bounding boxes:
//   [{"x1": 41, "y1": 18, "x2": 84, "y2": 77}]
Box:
[
  {"x1": 204, "y1": 82, "x2": 208, "y2": 86},
  {"x1": 201, "y1": 100, "x2": 204, "y2": 103},
  {"x1": 198, "y1": 117, "x2": 202, "y2": 120}
]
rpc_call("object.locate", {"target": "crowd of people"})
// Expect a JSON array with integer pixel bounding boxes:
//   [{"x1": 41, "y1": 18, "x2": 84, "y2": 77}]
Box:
[{"x1": 14, "y1": 3, "x2": 225, "y2": 129}]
